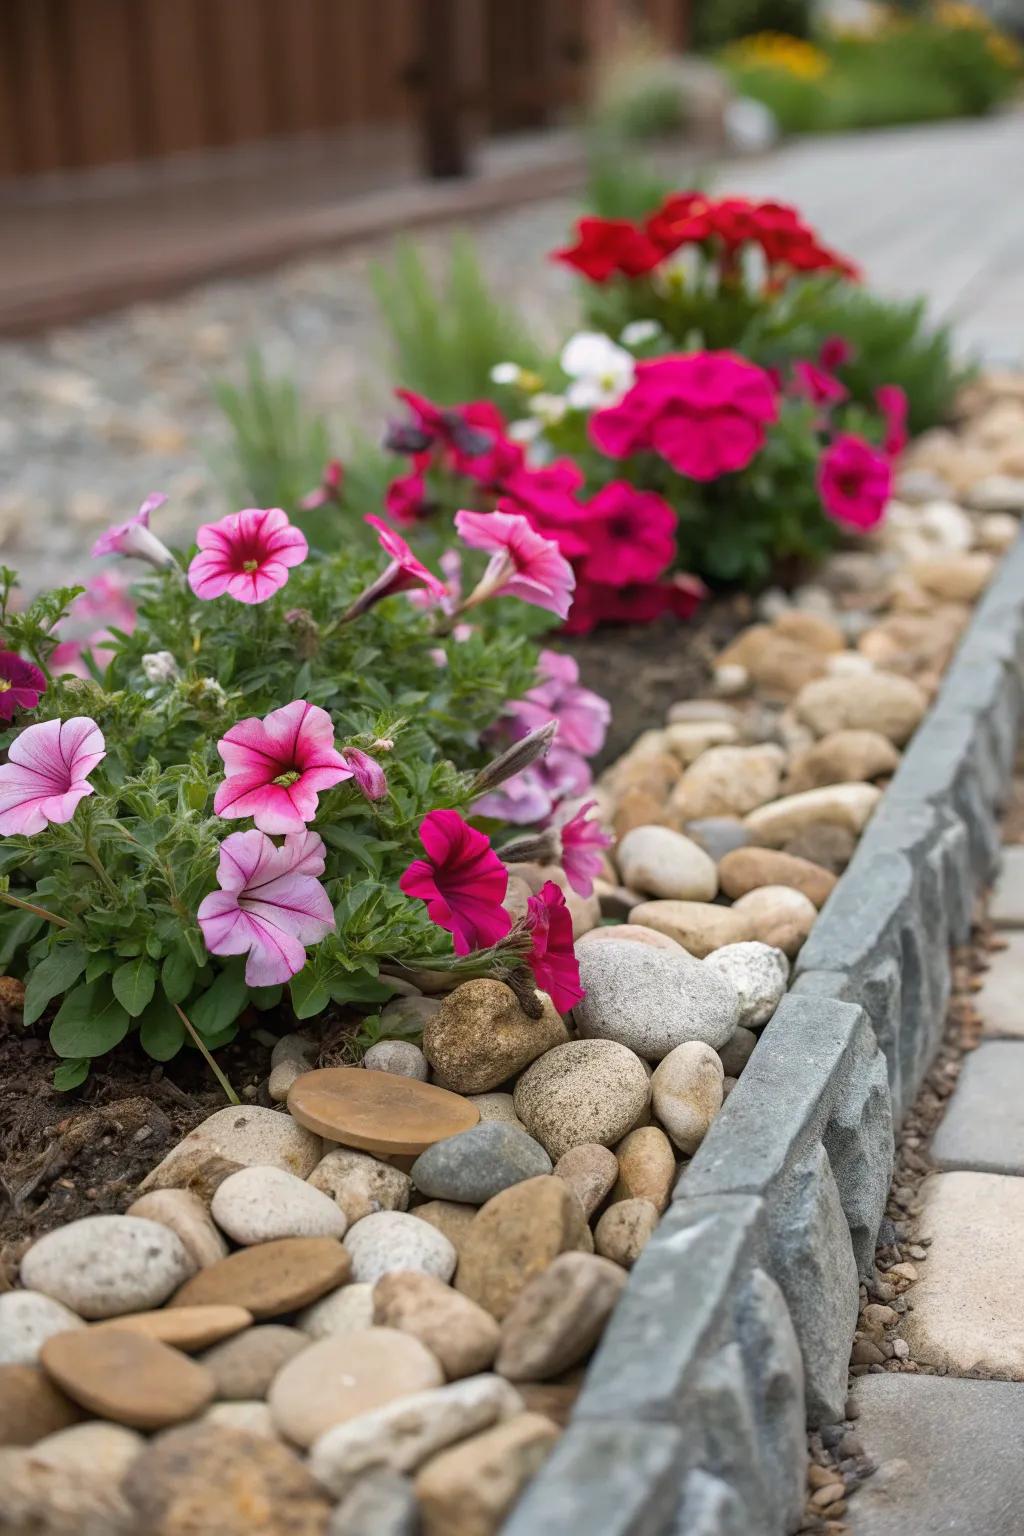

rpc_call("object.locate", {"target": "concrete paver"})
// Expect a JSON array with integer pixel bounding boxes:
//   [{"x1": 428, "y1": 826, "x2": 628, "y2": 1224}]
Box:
[
  {"x1": 931, "y1": 1041, "x2": 1024, "y2": 1175},
  {"x1": 989, "y1": 846, "x2": 1024, "y2": 928},
  {"x1": 974, "y1": 933, "x2": 1024, "y2": 1038}
]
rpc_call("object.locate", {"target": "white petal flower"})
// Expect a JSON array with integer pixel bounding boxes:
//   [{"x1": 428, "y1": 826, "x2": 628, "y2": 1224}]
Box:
[
  {"x1": 528, "y1": 392, "x2": 569, "y2": 425},
  {"x1": 508, "y1": 418, "x2": 543, "y2": 443},
  {"x1": 141, "y1": 651, "x2": 180, "y2": 685},
  {"x1": 559, "y1": 330, "x2": 635, "y2": 410},
  {"x1": 490, "y1": 361, "x2": 521, "y2": 386},
  {"x1": 620, "y1": 319, "x2": 661, "y2": 347}
]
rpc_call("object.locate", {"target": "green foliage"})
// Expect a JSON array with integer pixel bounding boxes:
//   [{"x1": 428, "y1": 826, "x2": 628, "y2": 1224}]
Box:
[
  {"x1": 371, "y1": 236, "x2": 544, "y2": 406},
  {"x1": 693, "y1": 0, "x2": 811, "y2": 49},
  {"x1": 582, "y1": 136, "x2": 682, "y2": 223},
  {"x1": 212, "y1": 354, "x2": 330, "y2": 518}
]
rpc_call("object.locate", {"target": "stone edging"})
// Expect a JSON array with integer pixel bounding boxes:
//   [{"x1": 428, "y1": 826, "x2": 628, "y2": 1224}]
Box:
[{"x1": 504, "y1": 531, "x2": 1024, "y2": 1536}]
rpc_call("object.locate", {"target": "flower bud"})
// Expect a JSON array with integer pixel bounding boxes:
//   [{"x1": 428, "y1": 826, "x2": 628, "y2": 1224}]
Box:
[
  {"x1": 469, "y1": 720, "x2": 558, "y2": 797},
  {"x1": 284, "y1": 608, "x2": 321, "y2": 660},
  {"x1": 141, "y1": 650, "x2": 180, "y2": 685},
  {"x1": 497, "y1": 828, "x2": 561, "y2": 866}
]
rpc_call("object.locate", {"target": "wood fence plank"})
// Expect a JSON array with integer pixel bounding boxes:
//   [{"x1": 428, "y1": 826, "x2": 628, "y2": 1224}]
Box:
[
  {"x1": 63, "y1": 0, "x2": 141, "y2": 168},
  {"x1": 137, "y1": 0, "x2": 208, "y2": 157}
]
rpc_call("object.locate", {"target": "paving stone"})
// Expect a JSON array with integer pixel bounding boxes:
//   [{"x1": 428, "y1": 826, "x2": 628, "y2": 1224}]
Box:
[
  {"x1": 932, "y1": 1042, "x2": 1024, "y2": 1173},
  {"x1": 989, "y1": 846, "x2": 1024, "y2": 927},
  {"x1": 848, "y1": 1374, "x2": 1024, "y2": 1535},
  {"x1": 903, "y1": 1171, "x2": 1024, "y2": 1376},
  {"x1": 975, "y1": 932, "x2": 1024, "y2": 1037}
]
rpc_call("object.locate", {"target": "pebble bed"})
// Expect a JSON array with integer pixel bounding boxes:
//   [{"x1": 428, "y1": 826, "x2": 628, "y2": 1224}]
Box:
[{"x1": 2, "y1": 375, "x2": 1024, "y2": 1535}]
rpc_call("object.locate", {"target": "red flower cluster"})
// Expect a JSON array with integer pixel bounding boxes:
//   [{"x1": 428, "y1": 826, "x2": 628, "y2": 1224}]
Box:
[{"x1": 554, "y1": 192, "x2": 860, "y2": 285}]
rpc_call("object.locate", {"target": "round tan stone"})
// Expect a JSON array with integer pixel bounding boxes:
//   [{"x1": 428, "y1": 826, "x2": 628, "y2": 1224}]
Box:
[
  {"x1": 454, "y1": 1176, "x2": 588, "y2": 1321},
  {"x1": 414, "y1": 1412, "x2": 559, "y2": 1536},
  {"x1": 95, "y1": 1304, "x2": 252, "y2": 1351},
  {"x1": 40, "y1": 1329, "x2": 215, "y2": 1431},
  {"x1": 200, "y1": 1324, "x2": 309, "y2": 1399},
  {"x1": 628, "y1": 900, "x2": 754, "y2": 958},
  {"x1": 169, "y1": 1237, "x2": 350, "y2": 1318},
  {"x1": 552, "y1": 1144, "x2": 619, "y2": 1220},
  {"x1": 410, "y1": 1200, "x2": 478, "y2": 1255},
  {"x1": 268, "y1": 1328, "x2": 444, "y2": 1447},
  {"x1": 612, "y1": 1127, "x2": 677, "y2": 1212},
  {"x1": 513, "y1": 1041, "x2": 651, "y2": 1160},
  {"x1": 794, "y1": 674, "x2": 927, "y2": 745},
  {"x1": 288, "y1": 1068, "x2": 479, "y2": 1157},
  {"x1": 593, "y1": 1199, "x2": 660, "y2": 1268},
  {"x1": 652, "y1": 1042, "x2": 724, "y2": 1154},
  {"x1": 730, "y1": 885, "x2": 817, "y2": 957},
  {"x1": 0, "y1": 1364, "x2": 82, "y2": 1446},
  {"x1": 785, "y1": 729, "x2": 901, "y2": 795},
  {"x1": 495, "y1": 1252, "x2": 627, "y2": 1381},
  {"x1": 373, "y1": 1271, "x2": 500, "y2": 1380},
  {"x1": 668, "y1": 743, "x2": 785, "y2": 822},
  {"x1": 307, "y1": 1147, "x2": 411, "y2": 1223},
  {"x1": 910, "y1": 553, "x2": 994, "y2": 602},
  {"x1": 138, "y1": 1105, "x2": 322, "y2": 1196},
  {"x1": 422, "y1": 981, "x2": 569, "y2": 1096},
  {"x1": 577, "y1": 922, "x2": 684, "y2": 952},
  {"x1": 717, "y1": 847, "x2": 837, "y2": 909},
  {"x1": 772, "y1": 610, "x2": 845, "y2": 653},
  {"x1": 743, "y1": 783, "x2": 883, "y2": 848},
  {"x1": 126, "y1": 1189, "x2": 228, "y2": 1268}
]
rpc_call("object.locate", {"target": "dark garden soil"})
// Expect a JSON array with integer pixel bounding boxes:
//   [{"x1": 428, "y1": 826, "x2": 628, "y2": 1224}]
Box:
[{"x1": 0, "y1": 598, "x2": 750, "y2": 1276}]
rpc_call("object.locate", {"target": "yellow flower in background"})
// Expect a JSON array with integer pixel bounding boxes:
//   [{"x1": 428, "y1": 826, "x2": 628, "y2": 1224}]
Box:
[
  {"x1": 986, "y1": 31, "x2": 1023, "y2": 70},
  {"x1": 933, "y1": 1, "x2": 989, "y2": 29},
  {"x1": 725, "y1": 31, "x2": 830, "y2": 79}
]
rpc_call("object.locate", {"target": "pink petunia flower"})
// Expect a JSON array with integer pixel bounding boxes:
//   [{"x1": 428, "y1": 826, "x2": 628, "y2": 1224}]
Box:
[
  {"x1": 504, "y1": 648, "x2": 610, "y2": 758},
  {"x1": 91, "y1": 493, "x2": 175, "y2": 571},
  {"x1": 0, "y1": 717, "x2": 105, "y2": 836},
  {"x1": 876, "y1": 385, "x2": 909, "y2": 458},
  {"x1": 344, "y1": 515, "x2": 449, "y2": 619},
  {"x1": 384, "y1": 469, "x2": 430, "y2": 526},
  {"x1": 214, "y1": 700, "x2": 353, "y2": 834},
  {"x1": 0, "y1": 653, "x2": 46, "y2": 722},
  {"x1": 188, "y1": 508, "x2": 308, "y2": 605},
  {"x1": 579, "y1": 481, "x2": 677, "y2": 587},
  {"x1": 197, "y1": 828, "x2": 336, "y2": 986},
  {"x1": 819, "y1": 335, "x2": 854, "y2": 371},
  {"x1": 399, "y1": 809, "x2": 511, "y2": 955},
  {"x1": 791, "y1": 361, "x2": 848, "y2": 409},
  {"x1": 455, "y1": 509, "x2": 576, "y2": 620},
  {"x1": 818, "y1": 434, "x2": 892, "y2": 532},
  {"x1": 341, "y1": 747, "x2": 388, "y2": 801},
  {"x1": 555, "y1": 800, "x2": 612, "y2": 898},
  {"x1": 51, "y1": 571, "x2": 138, "y2": 679},
  {"x1": 523, "y1": 880, "x2": 583, "y2": 1013},
  {"x1": 300, "y1": 459, "x2": 344, "y2": 511}
]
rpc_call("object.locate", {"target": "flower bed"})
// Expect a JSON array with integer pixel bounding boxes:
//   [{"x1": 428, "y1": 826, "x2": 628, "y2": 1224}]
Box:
[{"x1": 2, "y1": 372, "x2": 1024, "y2": 1533}]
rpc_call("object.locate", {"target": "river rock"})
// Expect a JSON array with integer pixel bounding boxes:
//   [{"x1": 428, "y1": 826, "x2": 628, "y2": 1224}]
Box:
[
  {"x1": 139, "y1": 1105, "x2": 322, "y2": 1195},
  {"x1": 785, "y1": 728, "x2": 901, "y2": 794},
  {"x1": 465, "y1": 1092, "x2": 524, "y2": 1128},
  {"x1": 30, "y1": 1419, "x2": 144, "y2": 1478},
  {"x1": 363, "y1": 1041, "x2": 429, "y2": 1080},
  {"x1": 772, "y1": 610, "x2": 845, "y2": 653},
  {"x1": 455, "y1": 1176, "x2": 589, "y2": 1320},
  {"x1": 669, "y1": 744, "x2": 785, "y2": 821},
  {"x1": 910, "y1": 552, "x2": 994, "y2": 602},
  {"x1": 297, "y1": 1284, "x2": 376, "y2": 1339},
  {"x1": 122, "y1": 1424, "x2": 331, "y2": 1535},
  {"x1": 211, "y1": 1165, "x2": 348, "y2": 1245},
  {"x1": 96, "y1": 1303, "x2": 251, "y2": 1351},
  {"x1": 794, "y1": 673, "x2": 928, "y2": 745},
  {"x1": 577, "y1": 922, "x2": 684, "y2": 951},
  {"x1": 344, "y1": 1211, "x2": 457, "y2": 1284},
  {"x1": 652, "y1": 1042, "x2": 725, "y2": 1154},
  {"x1": 374, "y1": 1271, "x2": 499, "y2": 1380},
  {"x1": 718, "y1": 1026, "x2": 758, "y2": 1077},
  {"x1": 495, "y1": 1253, "x2": 626, "y2": 1381},
  {"x1": 411, "y1": 1123, "x2": 552, "y2": 1205},
  {"x1": 40, "y1": 1328, "x2": 215, "y2": 1431},
  {"x1": 171, "y1": 1237, "x2": 350, "y2": 1317},
  {"x1": 683, "y1": 816, "x2": 750, "y2": 862},
  {"x1": 730, "y1": 885, "x2": 817, "y2": 956},
  {"x1": 513, "y1": 1041, "x2": 651, "y2": 1160},
  {"x1": 0, "y1": 1293, "x2": 84, "y2": 1367},
  {"x1": 309, "y1": 1374, "x2": 522, "y2": 1498},
  {"x1": 411, "y1": 1201, "x2": 478, "y2": 1255},
  {"x1": 414, "y1": 1412, "x2": 559, "y2": 1536},
  {"x1": 308, "y1": 1148, "x2": 411, "y2": 1224},
  {"x1": 329, "y1": 1470, "x2": 418, "y2": 1536},
  {"x1": 423, "y1": 980, "x2": 568, "y2": 1095},
  {"x1": 268, "y1": 1058, "x2": 305, "y2": 1102},
  {"x1": 20, "y1": 1216, "x2": 195, "y2": 1320},
  {"x1": 380, "y1": 995, "x2": 442, "y2": 1033},
  {"x1": 201, "y1": 1324, "x2": 309, "y2": 1398},
  {"x1": 717, "y1": 846, "x2": 837, "y2": 908},
  {"x1": 0, "y1": 1364, "x2": 82, "y2": 1446},
  {"x1": 593, "y1": 1200, "x2": 659, "y2": 1268},
  {"x1": 269, "y1": 1328, "x2": 444, "y2": 1447},
  {"x1": 202, "y1": 1400, "x2": 279, "y2": 1437},
  {"x1": 552, "y1": 1144, "x2": 619, "y2": 1219},
  {"x1": 616, "y1": 825, "x2": 718, "y2": 901},
  {"x1": 715, "y1": 627, "x2": 827, "y2": 698},
  {"x1": 744, "y1": 783, "x2": 882, "y2": 847},
  {"x1": 704, "y1": 942, "x2": 789, "y2": 1027},
  {"x1": 666, "y1": 700, "x2": 741, "y2": 726},
  {"x1": 628, "y1": 899, "x2": 753, "y2": 957},
  {"x1": 782, "y1": 822, "x2": 857, "y2": 873},
  {"x1": 574, "y1": 940, "x2": 740, "y2": 1058},
  {"x1": 0, "y1": 1445, "x2": 134, "y2": 1534},
  {"x1": 126, "y1": 1188, "x2": 228, "y2": 1268},
  {"x1": 611, "y1": 1127, "x2": 676, "y2": 1211},
  {"x1": 664, "y1": 719, "x2": 740, "y2": 763}
]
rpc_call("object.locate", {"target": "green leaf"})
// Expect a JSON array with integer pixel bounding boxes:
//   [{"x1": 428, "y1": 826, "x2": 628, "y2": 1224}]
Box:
[
  {"x1": 162, "y1": 947, "x2": 197, "y2": 1005},
  {"x1": 50, "y1": 981, "x2": 131, "y2": 1060},
  {"x1": 190, "y1": 964, "x2": 248, "y2": 1038},
  {"x1": 85, "y1": 952, "x2": 115, "y2": 983},
  {"x1": 138, "y1": 994, "x2": 186, "y2": 1061},
  {"x1": 289, "y1": 969, "x2": 332, "y2": 1021},
  {"x1": 22, "y1": 943, "x2": 88, "y2": 1026},
  {"x1": 112, "y1": 957, "x2": 158, "y2": 1018},
  {"x1": 331, "y1": 971, "x2": 394, "y2": 1006},
  {"x1": 249, "y1": 984, "x2": 283, "y2": 1011},
  {"x1": 53, "y1": 1057, "x2": 90, "y2": 1092}
]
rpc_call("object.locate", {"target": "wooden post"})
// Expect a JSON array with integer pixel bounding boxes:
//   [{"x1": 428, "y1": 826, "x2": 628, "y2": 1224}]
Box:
[{"x1": 418, "y1": 0, "x2": 470, "y2": 178}]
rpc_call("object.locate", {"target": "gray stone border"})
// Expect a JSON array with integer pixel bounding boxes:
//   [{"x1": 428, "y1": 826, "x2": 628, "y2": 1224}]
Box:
[{"x1": 504, "y1": 533, "x2": 1024, "y2": 1536}]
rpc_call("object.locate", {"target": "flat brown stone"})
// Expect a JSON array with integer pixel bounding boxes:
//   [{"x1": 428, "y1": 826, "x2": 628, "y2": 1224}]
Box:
[
  {"x1": 288, "y1": 1068, "x2": 479, "y2": 1156},
  {"x1": 0, "y1": 1363, "x2": 83, "y2": 1446},
  {"x1": 40, "y1": 1329, "x2": 215, "y2": 1430},
  {"x1": 96, "y1": 1304, "x2": 253, "y2": 1351},
  {"x1": 168, "y1": 1238, "x2": 349, "y2": 1318}
]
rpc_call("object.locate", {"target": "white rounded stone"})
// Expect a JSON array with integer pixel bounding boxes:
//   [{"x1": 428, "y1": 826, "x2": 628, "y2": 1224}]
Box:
[
  {"x1": 362, "y1": 1041, "x2": 429, "y2": 1080},
  {"x1": 703, "y1": 942, "x2": 789, "y2": 1028},
  {"x1": 616, "y1": 826, "x2": 718, "y2": 902},
  {"x1": 343, "y1": 1211, "x2": 457, "y2": 1285},
  {"x1": 651, "y1": 1042, "x2": 725, "y2": 1154},
  {"x1": 20, "y1": 1215, "x2": 195, "y2": 1320},
  {"x1": 296, "y1": 1283, "x2": 376, "y2": 1339},
  {"x1": 211, "y1": 1165, "x2": 348, "y2": 1245},
  {"x1": 0, "y1": 1292, "x2": 85, "y2": 1365},
  {"x1": 574, "y1": 939, "x2": 740, "y2": 1059}
]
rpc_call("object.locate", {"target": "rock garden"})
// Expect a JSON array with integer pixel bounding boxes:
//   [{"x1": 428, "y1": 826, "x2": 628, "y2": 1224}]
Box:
[{"x1": 2, "y1": 182, "x2": 1024, "y2": 1536}]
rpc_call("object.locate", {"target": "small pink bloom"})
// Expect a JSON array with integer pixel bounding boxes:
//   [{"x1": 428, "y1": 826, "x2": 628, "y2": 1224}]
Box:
[
  {"x1": 579, "y1": 482, "x2": 677, "y2": 586},
  {"x1": 0, "y1": 717, "x2": 105, "y2": 836},
  {"x1": 197, "y1": 828, "x2": 335, "y2": 986},
  {"x1": 474, "y1": 766, "x2": 556, "y2": 825},
  {"x1": 215, "y1": 700, "x2": 353, "y2": 834},
  {"x1": 342, "y1": 747, "x2": 388, "y2": 801},
  {"x1": 555, "y1": 800, "x2": 612, "y2": 898},
  {"x1": 51, "y1": 572, "x2": 137, "y2": 678},
  {"x1": 188, "y1": 507, "x2": 308, "y2": 604},
  {"x1": 876, "y1": 384, "x2": 909, "y2": 457},
  {"x1": 819, "y1": 335, "x2": 854, "y2": 370},
  {"x1": 399, "y1": 809, "x2": 511, "y2": 956},
  {"x1": 300, "y1": 459, "x2": 344, "y2": 511},
  {"x1": 345, "y1": 515, "x2": 450, "y2": 619},
  {"x1": 455, "y1": 509, "x2": 575, "y2": 620},
  {"x1": 524, "y1": 881, "x2": 583, "y2": 1013},
  {"x1": 91, "y1": 492, "x2": 174, "y2": 571},
  {"x1": 791, "y1": 361, "x2": 848, "y2": 409},
  {"x1": 505, "y1": 649, "x2": 610, "y2": 757},
  {"x1": 0, "y1": 653, "x2": 46, "y2": 721},
  {"x1": 818, "y1": 434, "x2": 892, "y2": 532},
  {"x1": 385, "y1": 470, "x2": 430, "y2": 525}
]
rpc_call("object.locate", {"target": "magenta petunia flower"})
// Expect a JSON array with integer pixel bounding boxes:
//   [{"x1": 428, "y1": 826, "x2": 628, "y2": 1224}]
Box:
[
  {"x1": 344, "y1": 515, "x2": 449, "y2": 619},
  {"x1": 399, "y1": 809, "x2": 511, "y2": 956},
  {"x1": 341, "y1": 747, "x2": 388, "y2": 801},
  {"x1": 791, "y1": 361, "x2": 848, "y2": 409},
  {"x1": 197, "y1": 828, "x2": 336, "y2": 986},
  {"x1": 214, "y1": 700, "x2": 353, "y2": 834},
  {"x1": 579, "y1": 481, "x2": 677, "y2": 587},
  {"x1": 0, "y1": 652, "x2": 47, "y2": 722},
  {"x1": 384, "y1": 470, "x2": 430, "y2": 526},
  {"x1": 300, "y1": 459, "x2": 344, "y2": 511},
  {"x1": 555, "y1": 800, "x2": 613, "y2": 898},
  {"x1": 188, "y1": 508, "x2": 308, "y2": 605},
  {"x1": 524, "y1": 880, "x2": 583, "y2": 1013},
  {"x1": 876, "y1": 385, "x2": 909, "y2": 458},
  {"x1": 91, "y1": 493, "x2": 175, "y2": 571},
  {"x1": 455, "y1": 509, "x2": 576, "y2": 620},
  {"x1": 0, "y1": 717, "x2": 105, "y2": 836},
  {"x1": 818, "y1": 434, "x2": 892, "y2": 532}
]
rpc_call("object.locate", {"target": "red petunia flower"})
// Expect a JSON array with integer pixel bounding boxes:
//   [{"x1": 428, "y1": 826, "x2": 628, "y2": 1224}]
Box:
[
  {"x1": 562, "y1": 573, "x2": 707, "y2": 634},
  {"x1": 399, "y1": 809, "x2": 511, "y2": 956},
  {"x1": 0, "y1": 652, "x2": 47, "y2": 722},
  {"x1": 523, "y1": 880, "x2": 583, "y2": 1012},
  {"x1": 578, "y1": 481, "x2": 677, "y2": 587},
  {"x1": 553, "y1": 217, "x2": 664, "y2": 283},
  {"x1": 818, "y1": 434, "x2": 892, "y2": 532}
]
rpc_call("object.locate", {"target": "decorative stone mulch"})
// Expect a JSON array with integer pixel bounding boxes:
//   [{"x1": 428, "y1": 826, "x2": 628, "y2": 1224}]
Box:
[{"x1": 2, "y1": 373, "x2": 1024, "y2": 1534}]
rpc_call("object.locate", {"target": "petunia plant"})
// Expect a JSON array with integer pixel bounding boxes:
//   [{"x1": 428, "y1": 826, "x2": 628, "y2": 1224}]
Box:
[{"x1": 0, "y1": 492, "x2": 602, "y2": 1092}]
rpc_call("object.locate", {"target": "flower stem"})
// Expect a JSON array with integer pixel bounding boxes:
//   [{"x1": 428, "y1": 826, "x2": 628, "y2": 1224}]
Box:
[
  {"x1": 173, "y1": 1002, "x2": 240, "y2": 1105},
  {"x1": 0, "y1": 890, "x2": 70, "y2": 928}
]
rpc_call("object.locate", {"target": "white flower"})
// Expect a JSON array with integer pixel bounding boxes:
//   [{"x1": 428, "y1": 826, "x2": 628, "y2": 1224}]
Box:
[
  {"x1": 528, "y1": 392, "x2": 569, "y2": 426},
  {"x1": 508, "y1": 418, "x2": 543, "y2": 444},
  {"x1": 559, "y1": 331, "x2": 635, "y2": 411},
  {"x1": 620, "y1": 319, "x2": 661, "y2": 348},
  {"x1": 489, "y1": 361, "x2": 521, "y2": 386},
  {"x1": 141, "y1": 651, "x2": 180, "y2": 685}
]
